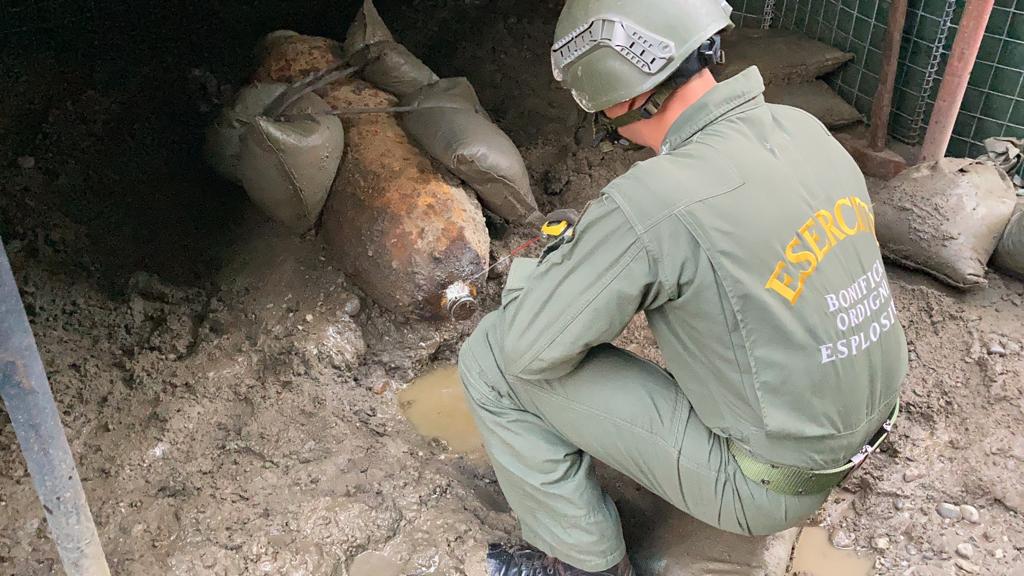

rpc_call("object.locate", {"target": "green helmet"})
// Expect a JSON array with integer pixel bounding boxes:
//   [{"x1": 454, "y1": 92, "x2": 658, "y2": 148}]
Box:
[{"x1": 552, "y1": 0, "x2": 734, "y2": 113}]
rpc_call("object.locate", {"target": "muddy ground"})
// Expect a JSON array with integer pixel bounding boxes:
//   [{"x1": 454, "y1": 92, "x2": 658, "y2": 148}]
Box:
[{"x1": 1, "y1": 1, "x2": 1023, "y2": 575}]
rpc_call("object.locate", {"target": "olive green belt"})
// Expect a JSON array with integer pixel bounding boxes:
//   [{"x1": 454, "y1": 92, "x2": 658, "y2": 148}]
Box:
[{"x1": 727, "y1": 400, "x2": 900, "y2": 496}]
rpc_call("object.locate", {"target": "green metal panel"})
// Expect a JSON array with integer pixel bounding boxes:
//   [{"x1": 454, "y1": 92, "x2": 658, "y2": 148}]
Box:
[{"x1": 733, "y1": 0, "x2": 1023, "y2": 161}]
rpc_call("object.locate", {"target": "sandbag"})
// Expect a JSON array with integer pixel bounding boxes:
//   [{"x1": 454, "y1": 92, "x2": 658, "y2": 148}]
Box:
[
  {"x1": 350, "y1": 41, "x2": 439, "y2": 97},
  {"x1": 319, "y1": 79, "x2": 490, "y2": 319},
  {"x1": 401, "y1": 78, "x2": 538, "y2": 223},
  {"x1": 343, "y1": 0, "x2": 394, "y2": 58},
  {"x1": 872, "y1": 158, "x2": 1018, "y2": 288},
  {"x1": 237, "y1": 92, "x2": 344, "y2": 233},
  {"x1": 992, "y1": 199, "x2": 1024, "y2": 278},
  {"x1": 204, "y1": 83, "x2": 288, "y2": 183},
  {"x1": 252, "y1": 33, "x2": 344, "y2": 83},
  {"x1": 978, "y1": 136, "x2": 1024, "y2": 181}
]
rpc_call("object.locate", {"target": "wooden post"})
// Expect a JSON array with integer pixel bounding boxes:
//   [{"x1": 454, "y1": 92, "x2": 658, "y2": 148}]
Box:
[
  {"x1": 868, "y1": 0, "x2": 908, "y2": 151},
  {"x1": 919, "y1": 0, "x2": 995, "y2": 162}
]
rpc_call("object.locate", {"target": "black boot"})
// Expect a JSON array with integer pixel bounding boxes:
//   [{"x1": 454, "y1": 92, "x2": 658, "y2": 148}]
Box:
[{"x1": 486, "y1": 543, "x2": 635, "y2": 576}]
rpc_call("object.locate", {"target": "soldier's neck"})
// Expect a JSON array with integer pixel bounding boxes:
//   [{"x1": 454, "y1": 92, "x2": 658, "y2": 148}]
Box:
[{"x1": 620, "y1": 69, "x2": 718, "y2": 152}]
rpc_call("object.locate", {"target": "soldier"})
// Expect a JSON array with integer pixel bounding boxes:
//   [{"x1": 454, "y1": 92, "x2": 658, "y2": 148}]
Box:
[{"x1": 458, "y1": 1, "x2": 908, "y2": 574}]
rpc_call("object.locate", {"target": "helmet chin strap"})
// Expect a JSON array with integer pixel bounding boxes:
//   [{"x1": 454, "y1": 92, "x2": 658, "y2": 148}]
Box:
[{"x1": 603, "y1": 35, "x2": 725, "y2": 131}]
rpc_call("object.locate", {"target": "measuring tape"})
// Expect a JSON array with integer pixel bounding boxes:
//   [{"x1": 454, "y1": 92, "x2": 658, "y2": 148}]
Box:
[{"x1": 467, "y1": 210, "x2": 579, "y2": 282}]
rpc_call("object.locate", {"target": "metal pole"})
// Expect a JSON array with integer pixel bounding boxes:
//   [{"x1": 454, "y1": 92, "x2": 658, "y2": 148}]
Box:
[
  {"x1": 0, "y1": 238, "x2": 111, "y2": 576},
  {"x1": 919, "y1": 0, "x2": 995, "y2": 162}
]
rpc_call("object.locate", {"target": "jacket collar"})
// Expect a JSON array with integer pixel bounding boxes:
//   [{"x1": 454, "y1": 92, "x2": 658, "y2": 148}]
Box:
[{"x1": 660, "y1": 66, "x2": 766, "y2": 154}]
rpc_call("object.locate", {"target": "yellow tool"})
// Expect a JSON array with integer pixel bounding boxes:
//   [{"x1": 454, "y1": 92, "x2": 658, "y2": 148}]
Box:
[
  {"x1": 460, "y1": 208, "x2": 583, "y2": 299},
  {"x1": 540, "y1": 209, "x2": 579, "y2": 240}
]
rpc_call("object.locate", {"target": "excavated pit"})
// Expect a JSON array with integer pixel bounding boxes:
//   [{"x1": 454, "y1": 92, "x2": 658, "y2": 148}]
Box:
[{"x1": 2, "y1": 1, "x2": 1024, "y2": 575}]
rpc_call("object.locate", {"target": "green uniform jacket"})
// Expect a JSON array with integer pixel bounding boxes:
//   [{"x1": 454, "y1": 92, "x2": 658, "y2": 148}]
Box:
[{"x1": 499, "y1": 67, "x2": 908, "y2": 470}]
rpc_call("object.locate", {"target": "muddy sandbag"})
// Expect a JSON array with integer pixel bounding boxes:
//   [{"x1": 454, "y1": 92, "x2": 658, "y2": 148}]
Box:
[
  {"x1": 401, "y1": 78, "x2": 539, "y2": 222},
  {"x1": 321, "y1": 79, "x2": 489, "y2": 319},
  {"x1": 350, "y1": 41, "x2": 439, "y2": 97},
  {"x1": 343, "y1": 0, "x2": 394, "y2": 58},
  {"x1": 872, "y1": 158, "x2": 1017, "y2": 288},
  {"x1": 237, "y1": 92, "x2": 344, "y2": 233},
  {"x1": 253, "y1": 33, "x2": 344, "y2": 83},
  {"x1": 992, "y1": 200, "x2": 1024, "y2": 278},
  {"x1": 204, "y1": 83, "x2": 288, "y2": 183}
]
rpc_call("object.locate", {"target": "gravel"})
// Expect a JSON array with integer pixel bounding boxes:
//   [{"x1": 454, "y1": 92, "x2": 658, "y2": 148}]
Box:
[
  {"x1": 960, "y1": 505, "x2": 981, "y2": 524},
  {"x1": 937, "y1": 502, "x2": 962, "y2": 520}
]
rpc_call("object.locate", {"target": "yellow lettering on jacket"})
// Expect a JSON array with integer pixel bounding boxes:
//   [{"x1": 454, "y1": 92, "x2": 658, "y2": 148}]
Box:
[
  {"x1": 765, "y1": 196, "x2": 877, "y2": 305},
  {"x1": 833, "y1": 197, "x2": 859, "y2": 236}
]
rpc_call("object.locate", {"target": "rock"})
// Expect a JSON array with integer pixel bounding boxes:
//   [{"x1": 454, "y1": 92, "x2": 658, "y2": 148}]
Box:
[
  {"x1": 956, "y1": 543, "x2": 974, "y2": 559},
  {"x1": 937, "y1": 502, "x2": 962, "y2": 520},
  {"x1": 960, "y1": 505, "x2": 980, "y2": 524},
  {"x1": 830, "y1": 528, "x2": 856, "y2": 549},
  {"x1": 16, "y1": 155, "x2": 35, "y2": 169},
  {"x1": 904, "y1": 469, "x2": 924, "y2": 482},
  {"x1": 988, "y1": 342, "x2": 1007, "y2": 356},
  {"x1": 343, "y1": 296, "x2": 361, "y2": 317},
  {"x1": 954, "y1": 558, "x2": 981, "y2": 573},
  {"x1": 994, "y1": 548, "x2": 1004, "y2": 559},
  {"x1": 304, "y1": 314, "x2": 314, "y2": 323},
  {"x1": 992, "y1": 484, "x2": 1024, "y2": 514},
  {"x1": 873, "y1": 536, "x2": 892, "y2": 551},
  {"x1": 895, "y1": 498, "x2": 906, "y2": 510}
]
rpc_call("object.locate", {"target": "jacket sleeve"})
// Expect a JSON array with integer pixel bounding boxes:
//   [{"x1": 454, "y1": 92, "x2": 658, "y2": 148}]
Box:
[{"x1": 498, "y1": 194, "x2": 664, "y2": 380}]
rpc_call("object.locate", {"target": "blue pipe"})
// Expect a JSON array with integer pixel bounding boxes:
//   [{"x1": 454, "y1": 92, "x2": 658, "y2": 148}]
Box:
[{"x1": 0, "y1": 238, "x2": 111, "y2": 576}]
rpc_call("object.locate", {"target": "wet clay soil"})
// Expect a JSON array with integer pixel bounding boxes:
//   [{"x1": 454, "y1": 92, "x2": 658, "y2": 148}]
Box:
[{"x1": 2, "y1": 1, "x2": 1024, "y2": 575}]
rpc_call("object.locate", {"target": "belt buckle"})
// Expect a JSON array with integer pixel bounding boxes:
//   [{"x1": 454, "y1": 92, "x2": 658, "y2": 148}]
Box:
[
  {"x1": 837, "y1": 443, "x2": 874, "y2": 489},
  {"x1": 849, "y1": 444, "x2": 874, "y2": 469}
]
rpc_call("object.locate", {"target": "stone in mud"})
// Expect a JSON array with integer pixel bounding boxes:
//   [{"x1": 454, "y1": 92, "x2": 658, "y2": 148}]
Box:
[
  {"x1": 904, "y1": 469, "x2": 924, "y2": 482},
  {"x1": 343, "y1": 296, "x2": 362, "y2": 317},
  {"x1": 763, "y1": 81, "x2": 862, "y2": 129},
  {"x1": 936, "y1": 502, "x2": 962, "y2": 520},
  {"x1": 713, "y1": 28, "x2": 853, "y2": 86},
  {"x1": 954, "y1": 558, "x2": 981, "y2": 573},
  {"x1": 830, "y1": 528, "x2": 856, "y2": 549},
  {"x1": 320, "y1": 79, "x2": 490, "y2": 319},
  {"x1": 960, "y1": 504, "x2": 980, "y2": 524}
]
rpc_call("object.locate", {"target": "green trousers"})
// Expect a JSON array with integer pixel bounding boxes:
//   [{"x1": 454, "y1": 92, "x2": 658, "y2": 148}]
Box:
[{"x1": 458, "y1": 313, "x2": 828, "y2": 572}]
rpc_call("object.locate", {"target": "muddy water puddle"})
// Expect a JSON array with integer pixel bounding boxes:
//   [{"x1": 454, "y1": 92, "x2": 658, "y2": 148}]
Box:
[
  {"x1": 790, "y1": 527, "x2": 874, "y2": 576},
  {"x1": 399, "y1": 365, "x2": 485, "y2": 459}
]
